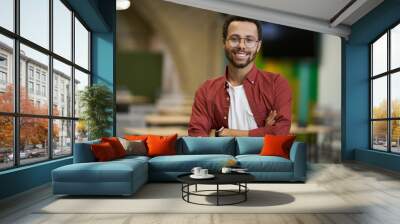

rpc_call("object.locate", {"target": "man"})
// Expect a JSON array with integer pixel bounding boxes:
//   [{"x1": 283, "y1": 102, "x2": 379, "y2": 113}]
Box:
[{"x1": 188, "y1": 16, "x2": 292, "y2": 137}]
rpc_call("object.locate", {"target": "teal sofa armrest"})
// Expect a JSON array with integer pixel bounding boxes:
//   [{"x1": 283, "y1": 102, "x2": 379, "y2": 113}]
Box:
[
  {"x1": 289, "y1": 141, "x2": 307, "y2": 182},
  {"x1": 73, "y1": 139, "x2": 100, "y2": 163}
]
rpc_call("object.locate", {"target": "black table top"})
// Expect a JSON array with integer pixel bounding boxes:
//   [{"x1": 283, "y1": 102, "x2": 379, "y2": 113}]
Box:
[{"x1": 177, "y1": 172, "x2": 255, "y2": 185}]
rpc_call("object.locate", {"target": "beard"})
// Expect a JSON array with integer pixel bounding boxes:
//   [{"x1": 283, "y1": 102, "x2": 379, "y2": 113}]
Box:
[{"x1": 224, "y1": 47, "x2": 257, "y2": 69}]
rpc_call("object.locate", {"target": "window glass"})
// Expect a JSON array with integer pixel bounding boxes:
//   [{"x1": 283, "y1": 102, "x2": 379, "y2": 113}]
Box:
[
  {"x1": 0, "y1": 0, "x2": 93, "y2": 169},
  {"x1": 75, "y1": 120, "x2": 88, "y2": 143},
  {"x1": 74, "y1": 69, "x2": 89, "y2": 118},
  {"x1": 74, "y1": 18, "x2": 89, "y2": 70},
  {"x1": 372, "y1": 34, "x2": 387, "y2": 76},
  {"x1": 391, "y1": 72, "x2": 400, "y2": 118},
  {"x1": 53, "y1": 0, "x2": 72, "y2": 60},
  {"x1": 391, "y1": 120, "x2": 400, "y2": 153},
  {"x1": 20, "y1": 0, "x2": 49, "y2": 49},
  {"x1": 20, "y1": 44, "x2": 49, "y2": 115},
  {"x1": 372, "y1": 77, "x2": 387, "y2": 119},
  {"x1": 53, "y1": 59, "x2": 72, "y2": 117},
  {"x1": 0, "y1": 0, "x2": 14, "y2": 31},
  {"x1": 372, "y1": 121, "x2": 388, "y2": 151},
  {"x1": 391, "y1": 24, "x2": 400, "y2": 70},
  {"x1": 20, "y1": 117, "x2": 49, "y2": 165},
  {"x1": 0, "y1": 34, "x2": 14, "y2": 113},
  {"x1": 0, "y1": 116, "x2": 14, "y2": 170},
  {"x1": 53, "y1": 119, "x2": 72, "y2": 158}
]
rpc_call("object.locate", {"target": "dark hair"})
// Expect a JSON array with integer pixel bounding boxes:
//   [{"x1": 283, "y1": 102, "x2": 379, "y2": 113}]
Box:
[{"x1": 222, "y1": 16, "x2": 262, "y2": 42}]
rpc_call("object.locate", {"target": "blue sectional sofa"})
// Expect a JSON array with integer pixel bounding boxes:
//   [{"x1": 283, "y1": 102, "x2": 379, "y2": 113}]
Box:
[{"x1": 52, "y1": 137, "x2": 307, "y2": 196}]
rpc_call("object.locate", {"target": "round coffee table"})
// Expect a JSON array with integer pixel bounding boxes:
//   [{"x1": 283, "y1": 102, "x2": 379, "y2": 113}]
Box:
[{"x1": 177, "y1": 173, "x2": 255, "y2": 206}]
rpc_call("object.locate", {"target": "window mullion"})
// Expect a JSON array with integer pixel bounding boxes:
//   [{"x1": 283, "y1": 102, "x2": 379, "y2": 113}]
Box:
[
  {"x1": 388, "y1": 30, "x2": 391, "y2": 152},
  {"x1": 71, "y1": 10, "x2": 76, "y2": 153},
  {"x1": 13, "y1": 0, "x2": 20, "y2": 167},
  {"x1": 370, "y1": 45, "x2": 373, "y2": 149},
  {"x1": 49, "y1": 0, "x2": 53, "y2": 160}
]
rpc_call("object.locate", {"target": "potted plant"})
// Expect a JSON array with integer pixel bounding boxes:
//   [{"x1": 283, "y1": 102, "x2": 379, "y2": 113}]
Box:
[{"x1": 79, "y1": 84, "x2": 113, "y2": 140}]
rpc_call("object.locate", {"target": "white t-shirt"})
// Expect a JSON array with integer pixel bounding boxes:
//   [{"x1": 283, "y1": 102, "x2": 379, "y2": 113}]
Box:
[{"x1": 227, "y1": 82, "x2": 258, "y2": 130}]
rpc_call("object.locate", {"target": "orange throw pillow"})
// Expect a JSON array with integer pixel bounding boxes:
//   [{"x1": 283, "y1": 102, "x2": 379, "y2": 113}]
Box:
[
  {"x1": 101, "y1": 137, "x2": 127, "y2": 158},
  {"x1": 260, "y1": 134, "x2": 296, "y2": 159},
  {"x1": 146, "y1": 134, "x2": 178, "y2": 157},
  {"x1": 91, "y1": 142, "x2": 117, "y2": 161}
]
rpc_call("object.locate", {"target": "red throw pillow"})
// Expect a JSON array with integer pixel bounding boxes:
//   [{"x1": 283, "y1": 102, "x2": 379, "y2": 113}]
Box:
[
  {"x1": 259, "y1": 134, "x2": 296, "y2": 159},
  {"x1": 91, "y1": 142, "x2": 117, "y2": 161},
  {"x1": 101, "y1": 137, "x2": 127, "y2": 158},
  {"x1": 146, "y1": 134, "x2": 178, "y2": 157}
]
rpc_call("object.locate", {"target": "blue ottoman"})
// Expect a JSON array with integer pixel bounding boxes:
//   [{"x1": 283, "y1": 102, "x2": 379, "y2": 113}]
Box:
[{"x1": 52, "y1": 156, "x2": 148, "y2": 196}]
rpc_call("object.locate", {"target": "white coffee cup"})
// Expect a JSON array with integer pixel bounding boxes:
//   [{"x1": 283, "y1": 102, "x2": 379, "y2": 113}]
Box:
[
  {"x1": 221, "y1": 167, "x2": 232, "y2": 173},
  {"x1": 200, "y1": 169, "x2": 208, "y2": 176},
  {"x1": 191, "y1": 167, "x2": 202, "y2": 176}
]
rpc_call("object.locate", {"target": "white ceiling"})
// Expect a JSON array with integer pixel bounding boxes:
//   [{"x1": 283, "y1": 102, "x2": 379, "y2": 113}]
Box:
[
  {"x1": 226, "y1": 0, "x2": 352, "y2": 22},
  {"x1": 162, "y1": 0, "x2": 384, "y2": 38}
]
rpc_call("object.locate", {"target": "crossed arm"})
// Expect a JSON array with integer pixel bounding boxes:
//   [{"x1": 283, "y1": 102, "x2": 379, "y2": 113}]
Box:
[
  {"x1": 188, "y1": 76, "x2": 292, "y2": 137},
  {"x1": 216, "y1": 110, "x2": 278, "y2": 137}
]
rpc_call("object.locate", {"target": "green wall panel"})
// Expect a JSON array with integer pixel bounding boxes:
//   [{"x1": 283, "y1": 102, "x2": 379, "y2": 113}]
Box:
[{"x1": 116, "y1": 52, "x2": 162, "y2": 103}]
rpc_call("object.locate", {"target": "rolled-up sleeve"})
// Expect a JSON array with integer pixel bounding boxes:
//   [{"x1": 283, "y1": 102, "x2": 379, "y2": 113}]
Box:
[
  {"x1": 248, "y1": 75, "x2": 292, "y2": 136},
  {"x1": 188, "y1": 85, "x2": 212, "y2": 137}
]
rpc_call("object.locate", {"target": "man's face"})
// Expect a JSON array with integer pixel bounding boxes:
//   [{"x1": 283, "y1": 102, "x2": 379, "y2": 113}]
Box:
[{"x1": 224, "y1": 21, "x2": 261, "y2": 69}]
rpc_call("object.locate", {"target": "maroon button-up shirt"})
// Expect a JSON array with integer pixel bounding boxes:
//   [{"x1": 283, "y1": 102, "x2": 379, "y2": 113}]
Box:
[{"x1": 188, "y1": 65, "x2": 292, "y2": 137}]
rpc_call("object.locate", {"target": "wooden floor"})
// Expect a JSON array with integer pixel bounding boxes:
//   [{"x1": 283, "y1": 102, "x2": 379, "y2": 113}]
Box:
[{"x1": 1, "y1": 162, "x2": 400, "y2": 224}]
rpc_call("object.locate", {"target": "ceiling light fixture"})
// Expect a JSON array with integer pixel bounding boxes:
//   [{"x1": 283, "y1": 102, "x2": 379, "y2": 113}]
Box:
[{"x1": 116, "y1": 0, "x2": 131, "y2": 11}]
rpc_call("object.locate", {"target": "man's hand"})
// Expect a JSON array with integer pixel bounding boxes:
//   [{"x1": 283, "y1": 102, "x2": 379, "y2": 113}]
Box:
[
  {"x1": 217, "y1": 128, "x2": 248, "y2": 137},
  {"x1": 266, "y1": 110, "x2": 277, "y2": 126},
  {"x1": 216, "y1": 127, "x2": 230, "y2": 137}
]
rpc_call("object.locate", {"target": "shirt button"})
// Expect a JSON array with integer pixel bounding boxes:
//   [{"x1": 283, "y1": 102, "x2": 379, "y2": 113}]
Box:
[{"x1": 224, "y1": 116, "x2": 227, "y2": 120}]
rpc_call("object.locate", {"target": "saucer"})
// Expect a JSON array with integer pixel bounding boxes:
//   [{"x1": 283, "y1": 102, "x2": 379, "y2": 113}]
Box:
[{"x1": 190, "y1": 174, "x2": 215, "y2": 179}]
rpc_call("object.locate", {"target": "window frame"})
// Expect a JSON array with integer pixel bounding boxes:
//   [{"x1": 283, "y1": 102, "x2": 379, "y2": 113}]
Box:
[
  {"x1": 370, "y1": 20, "x2": 400, "y2": 154},
  {"x1": 0, "y1": 0, "x2": 92, "y2": 171}
]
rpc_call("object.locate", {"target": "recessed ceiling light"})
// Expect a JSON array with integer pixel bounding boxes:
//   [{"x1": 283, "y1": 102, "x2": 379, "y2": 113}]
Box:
[{"x1": 116, "y1": 0, "x2": 131, "y2": 11}]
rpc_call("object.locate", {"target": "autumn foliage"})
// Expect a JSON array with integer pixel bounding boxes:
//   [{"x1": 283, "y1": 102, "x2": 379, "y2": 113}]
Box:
[
  {"x1": 0, "y1": 84, "x2": 59, "y2": 150},
  {"x1": 372, "y1": 99, "x2": 400, "y2": 141}
]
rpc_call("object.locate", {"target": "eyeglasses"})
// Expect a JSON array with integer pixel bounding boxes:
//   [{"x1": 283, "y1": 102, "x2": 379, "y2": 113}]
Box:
[{"x1": 226, "y1": 36, "x2": 259, "y2": 48}]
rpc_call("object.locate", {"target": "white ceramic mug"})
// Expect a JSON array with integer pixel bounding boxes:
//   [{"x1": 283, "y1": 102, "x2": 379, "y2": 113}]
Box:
[
  {"x1": 221, "y1": 167, "x2": 232, "y2": 174},
  {"x1": 191, "y1": 167, "x2": 202, "y2": 176},
  {"x1": 200, "y1": 169, "x2": 208, "y2": 176}
]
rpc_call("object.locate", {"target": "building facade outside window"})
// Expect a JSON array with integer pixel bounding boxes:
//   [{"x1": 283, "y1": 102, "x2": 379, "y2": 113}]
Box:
[
  {"x1": 370, "y1": 22, "x2": 400, "y2": 154},
  {"x1": 0, "y1": 0, "x2": 91, "y2": 170},
  {"x1": 0, "y1": 54, "x2": 8, "y2": 91},
  {"x1": 0, "y1": 71, "x2": 6, "y2": 85},
  {"x1": 28, "y1": 81, "x2": 33, "y2": 94}
]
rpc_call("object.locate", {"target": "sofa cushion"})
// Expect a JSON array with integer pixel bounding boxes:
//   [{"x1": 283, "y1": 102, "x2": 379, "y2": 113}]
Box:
[
  {"x1": 236, "y1": 155, "x2": 293, "y2": 172},
  {"x1": 148, "y1": 154, "x2": 235, "y2": 172},
  {"x1": 260, "y1": 135, "x2": 296, "y2": 159},
  {"x1": 179, "y1": 137, "x2": 235, "y2": 155},
  {"x1": 91, "y1": 142, "x2": 118, "y2": 161},
  {"x1": 235, "y1": 137, "x2": 263, "y2": 155},
  {"x1": 114, "y1": 155, "x2": 150, "y2": 163},
  {"x1": 52, "y1": 158, "x2": 147, "y2": 183},
  {"x1": 118, "y1": 138, "x2": 147, "y2": 156},
  {"x1": 147, "y1": 134, "x2": 178, "y2": 157},
  {"x1": 101, "y1": 137, "x2": 127, "y2": 158}
]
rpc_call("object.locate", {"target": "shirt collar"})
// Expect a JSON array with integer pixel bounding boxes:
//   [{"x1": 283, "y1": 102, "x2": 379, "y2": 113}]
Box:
[{"x1": 224, "y1": 64, "x2": 258, "y2": 88}]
